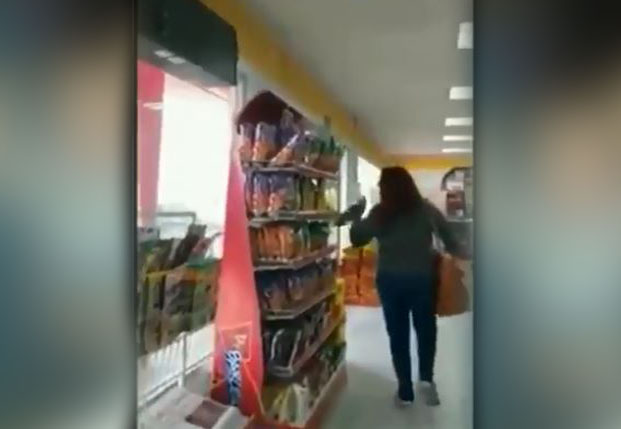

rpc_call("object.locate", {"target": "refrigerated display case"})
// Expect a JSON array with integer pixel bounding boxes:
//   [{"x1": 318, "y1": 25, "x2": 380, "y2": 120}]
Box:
[{"x1": 441, "y1": 167, "x2": 473, "y2": 258}]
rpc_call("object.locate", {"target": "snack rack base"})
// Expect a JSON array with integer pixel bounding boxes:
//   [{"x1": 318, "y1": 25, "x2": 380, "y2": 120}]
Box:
[{"x1": 247, "y1": 363, "x2": 347, "y2": 429}]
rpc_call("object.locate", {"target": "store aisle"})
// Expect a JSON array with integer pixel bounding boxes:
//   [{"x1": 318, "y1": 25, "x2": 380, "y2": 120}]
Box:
[{"x1": 326, "y1": 306, "x2": 472, "y2": 429}]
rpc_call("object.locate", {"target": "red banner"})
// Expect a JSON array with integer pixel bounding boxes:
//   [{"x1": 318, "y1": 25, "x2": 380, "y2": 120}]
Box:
[{"x1": 211, "y1": 147, "x2": 264, "y2": 417}]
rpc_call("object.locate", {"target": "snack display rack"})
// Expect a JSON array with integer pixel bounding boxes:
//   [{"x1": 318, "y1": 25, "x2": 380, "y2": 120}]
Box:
[
  {"x1": 210, "y1": 91, "x2": 347, "y2": 429},
  {"x1": 340, "y1": 245, "x2": 381, "y2": 307}
]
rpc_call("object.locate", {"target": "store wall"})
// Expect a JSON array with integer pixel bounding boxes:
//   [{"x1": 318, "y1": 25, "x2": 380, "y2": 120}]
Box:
[
  {"x1": 410, "y1": 169, "x2": 449, "y2": 214},
  {"x1": 358, "y1": 157, "x2": 381, "y2": 208}
]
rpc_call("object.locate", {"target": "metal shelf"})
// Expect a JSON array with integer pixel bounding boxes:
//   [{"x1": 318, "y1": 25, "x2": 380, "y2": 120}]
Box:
[
  {"x1": 262, "y1": 287, "x2": 335, "y2": 321},
  {"x1": 249, "y1": 211, "x2": 337, "y2": 226},
  {"x1": 267, "y1": 314, "x2": 345, "y2": 378},
  {"x1": 243, "y1": 161, "x2": 339, "y2": 180},
  {"x1": 254, "y1": 245, "x2": 336, "y2": 271}
]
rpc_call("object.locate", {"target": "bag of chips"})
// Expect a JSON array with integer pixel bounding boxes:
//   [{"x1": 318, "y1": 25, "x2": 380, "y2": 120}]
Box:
[
  {"x1": 252, "y1": 174, "x2": 270, "y2": 216},
  {"x1": 253, "y1": 122, "x2": 277, "y2": 162},
  {"x1": 271, "y1": 131, "x2": 311, "y2": 166},
  {"x1": 238, "y1": 123, "x2": 254, "y2": 163},
  {"x1": 268, "y1": 174, "x2": 298, "y2": 214}
]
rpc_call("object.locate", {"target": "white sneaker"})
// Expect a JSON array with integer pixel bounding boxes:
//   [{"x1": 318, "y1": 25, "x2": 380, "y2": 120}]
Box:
[
  {"x1": 394, "y1": 392, "x2": 414, "y2": 409},
  {"x1": 419, "y1": 382, "x2": 441, "y2": 406}
]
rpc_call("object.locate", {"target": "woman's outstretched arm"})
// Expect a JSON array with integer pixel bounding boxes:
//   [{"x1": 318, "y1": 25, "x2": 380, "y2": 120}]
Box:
[{"x1": 349, "y1": 205, "x2": 380, "y2": 247}]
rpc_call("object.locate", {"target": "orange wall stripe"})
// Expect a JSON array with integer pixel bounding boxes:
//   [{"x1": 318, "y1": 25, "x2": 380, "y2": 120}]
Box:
[{"x1": 394, "y1": 154, "x2": 473, "y2": 170}]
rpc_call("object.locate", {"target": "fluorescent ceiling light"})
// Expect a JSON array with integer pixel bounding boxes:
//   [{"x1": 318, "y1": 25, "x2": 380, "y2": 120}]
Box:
[
  {"x1": 449, "y1": 86, "x2": 472, "y2": 100},
  {"x1": 443, "y1": 135, "x2": 473, "y2": 142},
  {"x1": 458, "y1": 22, "x2": 472, "y2": 49},
  {"x1": 154, "y1": 49, "x2": 173, "y2": 58},
  {"x1": 442, "y1": 148, "x2": 472, "y2": 154},
  {"x1": 445, "y1": 117, "x2": 473, "y2": 127}
]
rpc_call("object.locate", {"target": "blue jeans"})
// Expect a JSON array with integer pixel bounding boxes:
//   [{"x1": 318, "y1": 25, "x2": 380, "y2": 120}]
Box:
[{"x1": 376, "y1": 271, "x2": 437, "y2": 400}]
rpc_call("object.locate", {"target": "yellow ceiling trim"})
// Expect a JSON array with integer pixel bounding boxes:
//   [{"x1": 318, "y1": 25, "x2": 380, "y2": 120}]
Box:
[
  {"x1": 200, "y1": 0, "x2": 388, "y2": 166},
  {"x1": 393, "y1": 154, "x2": 473, "y2": 170}
]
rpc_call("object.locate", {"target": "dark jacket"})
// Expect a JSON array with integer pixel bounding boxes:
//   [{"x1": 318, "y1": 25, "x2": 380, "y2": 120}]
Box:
[{"x1": 349, "y1": 200, "x2": 461, "y2": 276}]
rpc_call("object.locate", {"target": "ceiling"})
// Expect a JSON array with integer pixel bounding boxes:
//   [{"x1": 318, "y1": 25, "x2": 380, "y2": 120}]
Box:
[{"x1": 245, "y1": 0, "x2": 472, "y2": 156}]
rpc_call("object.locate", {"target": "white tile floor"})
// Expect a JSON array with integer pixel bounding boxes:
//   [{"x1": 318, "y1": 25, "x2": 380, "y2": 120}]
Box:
[{"x1": 326, "y1": 306, "x2": 472, "y2": 429}]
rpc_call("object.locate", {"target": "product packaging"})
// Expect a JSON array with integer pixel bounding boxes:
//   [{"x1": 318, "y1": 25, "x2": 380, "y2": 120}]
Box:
[
  {"x1": 278, "y1": 225, "x2": 296, "y2": 260},
  {"x1": 285, "y1": 273, "x2": 305, "y2": 304},
  {"x1": 304, "y1": 134, "x2": 323, "y2": 166},
  {"x1": 257, "y1": 272, "x2": 287, "y2": 311},
  {"x1": 253, "y1": 122, "x2": 277, "y2": 162},
  {"x1": 271, "y1": 131, "x2": 311, "y2": 166},
  {"x1": 278, "y1": 109, "x2": 298, "y2": 152},
  {"x1": 308, "y1": 223, "x2": 330, "y2": 252},
  {"x1": 244, "y1": 171, "x2": 254, "y2": 215},
  {"x1": 252, "y1": 174, "x2": 270, "y2": 216},
  {"x1": 299, "y1": 178, "x2": 317, "y2": 211},
  {"x1": 238, "y1": 123, "x2": 255, "y2": 163},
  {"x1": 268, "y1": 174, "x2": 298, "y2": 214}
]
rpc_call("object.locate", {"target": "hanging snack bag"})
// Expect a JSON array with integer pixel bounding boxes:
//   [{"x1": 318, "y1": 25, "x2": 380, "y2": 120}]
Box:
[
  {"x1": 320, "y1": 139, "x2": 344, "y2": 172},
  {"x1": 258, "y1": 273, "x2": 287, "y2": 311},
  {"x1": 271, "y1": 132, "x2": 300, "y2": 165},
  {"x1": 278, "y1": 109, "x2": 298, "y2": 151},
  {"x1": 258, "y1": 226, "x2": 274, "y2": 260},
  {"x1": 244, "y1": 171, "x2": 254, "y2": 215},
  {"x1": 290, "y1": 224, "x2": 310, "y2": 257},
  {"x1": 314, "y1": 179, "x2": 327, "y2": 211},
  {"x1": 238, "y1": 123, "x2": 254, "y2": 163},
  {"x1": 307, "y1": 224, "x2": 323, "y2": 252},
  {"x1": 253, "y1": 122, "x2": 277, "y2": 162},
  {"x1": 269, "y1": 174, "x2": 298, "y2": 214},
  {"x1": 295, "y1": 132, "x2": 313, "y2": 164},
  {"x1": 299, "y1": 178, "x2": 316, "y2": 211},
  {"x1": 249, "y1": 228, "x2": 260, "y2": 261},
  {"x1": 252, "y1": 174, "x2": 270, "y2": 216},
  {"x1": 286, "y1": 273, "x2": 305, "y2": 304},
  {"x1": 278, "y1": 225, "x2": 296, "y2": 260},
  {"x1": 272, "y1": 130, "x2": 312, "y2": 166},
  {"x1": 264, "y1": 226, "x2": 287, "y2": 260},
  {"x1": 304, "y1": 135, "x2": 323, "y2": 166},
  {"x1": 256, "y1": 227, "x2": 269, "y2": 260}
]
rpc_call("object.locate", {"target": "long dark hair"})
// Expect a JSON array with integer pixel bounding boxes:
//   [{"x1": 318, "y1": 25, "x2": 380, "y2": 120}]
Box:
[{"x1": 376, "y1": 166, "x2": 424, "y2": 224}]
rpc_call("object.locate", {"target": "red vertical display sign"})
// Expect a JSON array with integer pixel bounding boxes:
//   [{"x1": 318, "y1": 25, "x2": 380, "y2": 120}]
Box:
[{"x1": 211, "y1": 146, "x2": 264, "y2": 417}]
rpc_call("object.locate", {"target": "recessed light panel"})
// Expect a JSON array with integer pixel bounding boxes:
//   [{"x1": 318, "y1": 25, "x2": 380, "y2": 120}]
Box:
[
  {"x1": 442, "y1": 148, "x2": 472, "y2": 154},
  {"x1": 445, "y1": 117, "x2": 473, "y2": 127},
  {"x1": 458, "y1": 22, "x2": 473, "y2": 49},
  {"x1": 449, "y1": 86, "x2": 472, "y2": 100},
  {"x1": 443, "y1": 135, "x2": 473, "y2": 142}
]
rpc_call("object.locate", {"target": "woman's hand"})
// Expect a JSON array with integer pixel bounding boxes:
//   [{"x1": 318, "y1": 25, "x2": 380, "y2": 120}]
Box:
[{"x1": 335, "y1": 197, "x2": 367, "y2": 226}]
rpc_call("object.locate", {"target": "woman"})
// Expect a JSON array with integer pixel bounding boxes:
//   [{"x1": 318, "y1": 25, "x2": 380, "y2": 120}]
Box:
[{"x1": 338, "y1": 166, "x2": 464, "y2": 407}]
